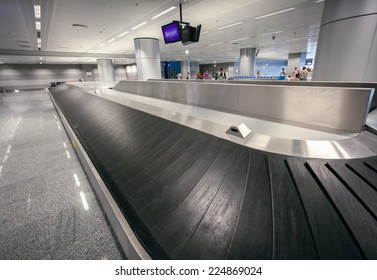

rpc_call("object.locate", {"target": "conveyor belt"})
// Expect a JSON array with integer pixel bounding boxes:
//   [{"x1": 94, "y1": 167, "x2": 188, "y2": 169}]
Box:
[{"x1": 50, "y1": 84, "x2": 377, "y2": 259}]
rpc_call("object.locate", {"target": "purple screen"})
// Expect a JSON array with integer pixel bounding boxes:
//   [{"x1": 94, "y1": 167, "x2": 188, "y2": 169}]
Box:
[{"x1": 162, "y1": 22, "x2": 181, "y2": 44}]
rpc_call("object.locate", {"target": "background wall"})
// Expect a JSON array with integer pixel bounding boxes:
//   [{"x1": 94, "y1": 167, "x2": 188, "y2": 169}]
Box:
[
  {"x1": 0, "y1": 64, "x2": 130, "y2": 90},
  {"x1": 0, "y1": 64, "x2": 84, "y2": 89},
  {"x1": 255, "y1": 59, "x2": 288, "y2": 76},
  {"x1": 125, "y1": 64, "x2": 138, "y2": 80},
  {"x1": 199, "y1": 59, "x2": 288, "y2": 79}
]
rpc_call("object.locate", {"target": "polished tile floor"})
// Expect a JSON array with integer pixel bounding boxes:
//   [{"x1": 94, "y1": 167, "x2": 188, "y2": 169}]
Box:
[{"x1": 0, "y1": 90, "x2": 125, "y2": 259}]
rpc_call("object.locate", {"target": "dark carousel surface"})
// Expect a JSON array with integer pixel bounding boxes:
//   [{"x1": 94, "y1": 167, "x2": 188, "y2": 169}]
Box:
[{"x1": 50, "y1": 84, "x2": 377, "y2": 260}]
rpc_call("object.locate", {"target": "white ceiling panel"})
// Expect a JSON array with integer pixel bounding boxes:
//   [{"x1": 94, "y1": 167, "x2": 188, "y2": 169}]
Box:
[{"x1": 0, "y1": 0, "x2": 326, "y2": 64}]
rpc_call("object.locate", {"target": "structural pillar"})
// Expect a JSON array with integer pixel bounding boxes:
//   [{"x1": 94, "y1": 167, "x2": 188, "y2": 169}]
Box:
[
  {"x1": 134, "y1": 38, "x2": 161, "y2": 81},
  {"x1": 97, "y1": 59, "x2": 115, "y2": 84},
  {"x1": 287, "y1": 52, "x2": 306, "y2": 75},
  {"x1": 313, "y1": 0, "x2": 377, "y2": 81},
  {"x1": 239, "y1": 48, "x2": 256, "y2": 76}
]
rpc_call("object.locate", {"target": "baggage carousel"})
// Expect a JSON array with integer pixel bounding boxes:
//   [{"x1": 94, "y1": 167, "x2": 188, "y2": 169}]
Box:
[{"x1": 49, "y1": 82, "x2": 377, "y2": 260}]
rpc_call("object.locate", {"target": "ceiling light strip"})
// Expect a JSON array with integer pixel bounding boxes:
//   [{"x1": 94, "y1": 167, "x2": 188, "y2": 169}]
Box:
[
  {"x1": 231, "y1": 37, "x2": 249, "y2": 42},
  {"x1": 35, "y1": 21, "x2": 41, "y2": 30},
  {"x1": 286, "y1": 37, "x2": 309, "y2": 42},
  {"x1": 255, "y1": 7, "x2": 295, "y2": 19},
  {"x1": 208, "y1": 42, "x2": 225, "y2": 46},
  {"x1": 131, "y1": 21, "x2": 147, "y2": 30},
  {"x1": 218, "y1": 22, "x2": 243, "y2": 30},
  {"x1": 107, "y1": 38, "x2": 116, "y2": 43},
  {"x1": 151, "y1": 6, "x2": 177, "y2": 19},
  {"x1": 117, "y1": 31, "x2": 129, "y2": 38}
]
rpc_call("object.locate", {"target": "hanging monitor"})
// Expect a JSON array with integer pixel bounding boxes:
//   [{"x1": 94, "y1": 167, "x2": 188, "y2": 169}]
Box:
[
  {"x1": 192, "y1": 24, "x2": 201, "y2": 42},
  {"x1": 181, "y1": 26, "x2": 194, "y2": 45},
  {"x1": 181, "y1": 24, "x2": 201, "y2": 45},
  {"x1": 161, "y1": 21, "x2": 181, "y2": 44}
]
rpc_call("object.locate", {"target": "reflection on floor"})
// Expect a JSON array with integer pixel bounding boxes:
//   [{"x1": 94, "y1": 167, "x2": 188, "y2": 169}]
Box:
[{"x1": 0, "y1": 90, "x2": 125, "y2": 259}]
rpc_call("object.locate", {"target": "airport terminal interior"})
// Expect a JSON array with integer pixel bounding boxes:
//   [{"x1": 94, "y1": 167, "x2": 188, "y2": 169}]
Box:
[{"x1": 1, "y1": 0, "x2": 377, "y2": 260}]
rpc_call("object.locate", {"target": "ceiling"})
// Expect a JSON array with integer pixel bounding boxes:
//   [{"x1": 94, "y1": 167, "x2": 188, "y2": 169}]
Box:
[{"x1": 0, "y1": 0, "x2": 325, "y2": 65}]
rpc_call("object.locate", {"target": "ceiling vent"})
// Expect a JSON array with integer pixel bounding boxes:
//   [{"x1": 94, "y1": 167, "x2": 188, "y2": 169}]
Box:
[{"x1": 72, "y1": 24, "x2": 88, "y2": 28}]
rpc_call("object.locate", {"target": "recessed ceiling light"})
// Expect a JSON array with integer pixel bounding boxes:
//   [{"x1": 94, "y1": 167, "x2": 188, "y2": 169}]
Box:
[
  {"x1": 185, "y1": 49, "x2": 189, "y2": 54},
  {"x1": 37, "y1": 38, "x2": 41, "y2": 44},
  {"x1": 35, "y1": 21, "x2": 41, "y2": 30},
  {"x1": 315, "y1": 0, "x2": 324, "y2": 3},
  {"x1": 151, "y1": 6, "x2": 177, "y2": 19},
  {"x1": 107, "y1": 38, "x2": 116, "y2": 43},
  {"x1": 218, "y1": 22, "x2": 243, "y2": 30},
  {"x1": 131, "y1": 21, "x2": 147, "y2": 30},
  {"x1": 34, "y1": 5, "x2": 41, "y2": 18},
  {"x1": 255, "y1": 7, "x2": 295, "y2": 20},
  {"x1": 0, "y1": 61, "x2": 4, "y2": 64},
  {"x1": 117, "y1": 31, "x2": 129, "y2": 38}
]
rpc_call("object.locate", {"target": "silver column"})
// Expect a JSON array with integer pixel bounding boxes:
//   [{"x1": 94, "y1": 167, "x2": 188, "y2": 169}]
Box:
[
  {"x1": 134, "y1": 38, "x2": 161, "y2": 81},
  {"x1": 97, "y1": 59, "x2": 115, "y2": 84},
  {"x1": 313, "y1": 0, "x2": 377, "y2": 81},
  {"x1": 239, "y1": 48, "x2": 256, "y2": 76}
]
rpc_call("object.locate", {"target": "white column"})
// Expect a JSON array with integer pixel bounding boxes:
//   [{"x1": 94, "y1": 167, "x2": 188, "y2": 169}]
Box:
[
  {"x1": 96, "y1": 59, "x2": 115, "y2": 84},
  {"x1": 134, "y1": 38, "x2": 161, "y2": 81},
  {"x1": 239, "y1": 48, "x2": 256, "y2": 76},
  {"x1": 313, "y1": 0, "x2": 377, "y2": 81}
]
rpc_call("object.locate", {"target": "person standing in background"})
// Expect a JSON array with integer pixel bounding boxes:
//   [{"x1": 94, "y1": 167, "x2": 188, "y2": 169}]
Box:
[
  {"x1": 203, "y1": 71, "x2": 209, "y2": 80},
  {"x1": 300, "y1": 67, "x2": 308, "y2": 81}
]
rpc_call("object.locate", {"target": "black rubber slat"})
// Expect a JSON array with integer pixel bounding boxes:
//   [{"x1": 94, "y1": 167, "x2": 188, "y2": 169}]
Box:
[
  {"x1": 268, "y1": 156, "x2": 317, "y2": 259},
  {"x1": 307, "y1": 160, "x2": 377, "y2": 259},
  {"x1": 226, "y1": 152, "x2": 273, "y2": 259},
  {"x1": 327, "y1": 160, "x2": 377, "y2": 219},
  {"x1": 136, "y1": 136, "x2": 223, "y2": 228},
  {"x1": 287, "y1": 158, "x2": 363, "y2": 259},
  {"x1": 150, "y1": 141, "x2": 236, "y2": 259},
  {"x1": 364, "y1": 157, "x2": 377, "y2": 176},
  {"x1": 177, "y1": 146, "x2": 250, "y2": 259},
  {"x1": 347, "y1": 160, "x2": 377, "y2": 189}
]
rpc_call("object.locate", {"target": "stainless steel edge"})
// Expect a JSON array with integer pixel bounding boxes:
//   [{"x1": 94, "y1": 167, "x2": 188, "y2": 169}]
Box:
[
  {"x1": 48, "y1": 91, "x2": 152, "y2": 260},
  {"x1": 113, "y1": 80, "x2": 373, "y2": 133},
  {"x1": 74, "y1": 82, "x2": 377, "y2": 159}
]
